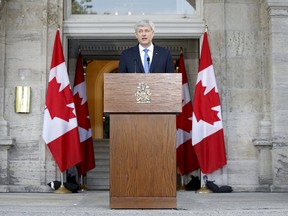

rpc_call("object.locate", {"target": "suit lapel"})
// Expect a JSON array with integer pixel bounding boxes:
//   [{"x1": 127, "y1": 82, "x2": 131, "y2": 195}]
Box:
[{"x1": 150, "y1": 46, "x2": 160, "y2": 73}]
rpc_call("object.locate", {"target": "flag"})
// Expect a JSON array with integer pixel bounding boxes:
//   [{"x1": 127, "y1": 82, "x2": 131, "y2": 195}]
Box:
[
  {"x1": 73, "y1": 53, "x2": 96, "y2": 175},
  {"x1": 42, "y1": 29, "x2": 82, "y2": 173},
  {"x1": 176, "y1": 52, "x2": 199, "y2": 175},
  {"x1": 192, "y1": 32, "x2": 227, "y2": 174}
]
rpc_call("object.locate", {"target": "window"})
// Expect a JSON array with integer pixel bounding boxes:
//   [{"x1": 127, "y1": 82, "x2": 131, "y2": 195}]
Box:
[
  {"x1": 64, "y1": 0, "x2": 204, "y2": 40},
  {"x1": 71, "y1": 0, "x2": 197, "y2": 17}
]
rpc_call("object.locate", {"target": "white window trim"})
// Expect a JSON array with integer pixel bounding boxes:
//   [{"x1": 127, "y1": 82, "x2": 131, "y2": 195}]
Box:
[{"x1": 63, "y1": 0, "x2": 205, "y2": 39}]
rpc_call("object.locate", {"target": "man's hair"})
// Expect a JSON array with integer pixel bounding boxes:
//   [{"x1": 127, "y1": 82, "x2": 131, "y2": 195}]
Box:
[{"x1": 134, "y1": 20, "x2": 155, "y2": 32}]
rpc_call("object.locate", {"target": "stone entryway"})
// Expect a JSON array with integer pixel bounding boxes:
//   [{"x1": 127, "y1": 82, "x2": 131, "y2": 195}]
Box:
[{"x1": 68, "y1": 38, "x2": 199, "y2": 190}]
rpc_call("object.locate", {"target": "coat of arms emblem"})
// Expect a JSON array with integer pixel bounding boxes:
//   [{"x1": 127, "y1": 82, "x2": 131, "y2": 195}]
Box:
[{"x1": 135, "y1": 82, "x2": 151, "y2": 103}]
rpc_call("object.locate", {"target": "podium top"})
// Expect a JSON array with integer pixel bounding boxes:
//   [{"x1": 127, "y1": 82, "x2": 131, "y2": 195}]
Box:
[{"x1": 104, "y1": 73, "x2": 182, "y2": 114}]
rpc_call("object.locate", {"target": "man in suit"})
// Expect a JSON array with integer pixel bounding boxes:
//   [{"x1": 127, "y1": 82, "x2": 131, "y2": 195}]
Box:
[{"x1": 118, "y1": 20, "x2": 174, "y2": 73}]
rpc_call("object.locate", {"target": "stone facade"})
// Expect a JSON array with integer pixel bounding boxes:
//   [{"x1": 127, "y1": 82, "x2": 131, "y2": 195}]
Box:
[{"x1": 0, "y1": 0, "x2": 288, "y2": 192}]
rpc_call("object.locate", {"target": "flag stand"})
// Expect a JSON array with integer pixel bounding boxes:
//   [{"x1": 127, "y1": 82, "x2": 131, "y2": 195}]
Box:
[
  {"x1": 195, "y1": 184, "x2": 212, "y2": 194},
  {"x1": 195, "y1": 174, "x2": 212, "y2": 194},
  {"x1": 79, "y1": 175, "x2": 88, "y2": 191},
  {"x1": 54, "y1": 173, "x2": 71, "y2": 194},
  {"x1": 177, "y1": 175, "x2": 186, "y2": 191}
]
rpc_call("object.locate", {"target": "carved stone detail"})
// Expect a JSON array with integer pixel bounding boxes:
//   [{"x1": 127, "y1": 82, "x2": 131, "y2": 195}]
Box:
[
  {"x1": 266, "y1": 0, "x2": 288, "y2": 17},
  {"x1": 77, "y1": 39, "x2": 190, "y2": 59}
]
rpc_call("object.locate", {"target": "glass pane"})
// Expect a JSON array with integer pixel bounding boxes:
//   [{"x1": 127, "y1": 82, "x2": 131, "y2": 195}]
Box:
[{"x1": 72, "y1": 0, "x2": 196, "y2": 15}]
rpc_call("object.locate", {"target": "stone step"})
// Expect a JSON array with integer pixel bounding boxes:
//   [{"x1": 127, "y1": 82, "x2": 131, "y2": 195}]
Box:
[
  {"x1": 87, "y1": 139, "x2": 110, "y2": 190},
  {"x1": 94, "y1": 146, "x2": 109, "y2": 153},
  {"x1": 95, "y1": 154, "x2": 110, "y2": 160},
  {"x1": 94, "y1": 150, "x2": 109, "y2": 155},
  {"x1": 94, "y1": 160, "x2": 109, "y2": 166},
  {"x1": 87, "y1": 176, "x2": 109, "y2": 189},
  {"x1": 91, "y1": 165, "x2": 109, "y2": 172},
  {"x1": 87, "y1": 185, "x2": 109, "y2": 190},
  {"x1": 88, "y1": 172, "x2": 109, "y2": 178}
]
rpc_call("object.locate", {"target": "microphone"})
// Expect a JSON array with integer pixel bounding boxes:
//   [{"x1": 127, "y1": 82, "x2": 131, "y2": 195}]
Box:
[
  {"x1": 133, "y1": 59, "x2": 137, "y2": 73},
  {"x1": 147, "y1": 57, "x2": 150, "y2": 72}
]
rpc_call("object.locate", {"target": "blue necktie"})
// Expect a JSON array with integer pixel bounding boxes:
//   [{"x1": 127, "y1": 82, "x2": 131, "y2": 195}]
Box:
[{"x1": 143, "y1": 48, "x2": 149, "y2": 73}]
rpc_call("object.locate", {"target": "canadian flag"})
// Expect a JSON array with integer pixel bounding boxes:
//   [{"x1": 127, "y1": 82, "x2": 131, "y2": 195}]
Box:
[
  {"x1": 176, "y1": 52, "x2": 199, "y2": 175},
  {"x1": 73, "y1": 53, "x2": 96, "y2": 175},
  {"x1": 192, "y1": 32, "x2": 227, "y2": 174},
  {"x1": 42, "y1": 29, "x2": 82, "y2": 173}
]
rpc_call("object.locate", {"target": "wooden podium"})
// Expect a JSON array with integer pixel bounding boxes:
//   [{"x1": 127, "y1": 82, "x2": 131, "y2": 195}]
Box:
[{"x1": 104, "y1": 73, "x2": 182, "y2": 209}]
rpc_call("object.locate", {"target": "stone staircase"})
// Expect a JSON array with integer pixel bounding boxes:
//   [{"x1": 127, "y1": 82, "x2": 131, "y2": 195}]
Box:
[{"x1": 86, "y1": 139, "x2": 110, "y2": 190}]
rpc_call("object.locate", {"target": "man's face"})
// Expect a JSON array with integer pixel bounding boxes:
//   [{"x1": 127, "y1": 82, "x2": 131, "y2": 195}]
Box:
[{"x1": 135, "y1": 26, "x2": 154, "y2": 48}]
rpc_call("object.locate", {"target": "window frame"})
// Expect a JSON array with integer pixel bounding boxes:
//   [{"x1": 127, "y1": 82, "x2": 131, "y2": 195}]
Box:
[
  {"x1": 66, "y1": 0, "x2": 203, "y2": 19},
  {"x1": 63, "y1": 0, "x2": 204, "y2": 40}
]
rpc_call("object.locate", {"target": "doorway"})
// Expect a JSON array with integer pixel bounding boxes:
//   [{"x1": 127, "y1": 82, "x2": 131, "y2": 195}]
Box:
[
  {"x1": 86, "y1": 60, "x2": 118, "y2": 139},
  {"x1": 67, "y1": 38, "x2": 199, "y2": 189}
]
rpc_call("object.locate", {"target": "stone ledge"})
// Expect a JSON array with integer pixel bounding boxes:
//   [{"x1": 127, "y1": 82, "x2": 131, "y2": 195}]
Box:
[
  {"x1": 271, "y1": 185, "x2": 288, "y2": 192},
  {"x1": 0, "y1": 185, "x2": 52, "y2": 193},
  {"x1": 231, "y1": 185, "x2": 271, "y2": 192},
  {"x1": 0, "y1": 137, "x2": 14, "y2": 147}
]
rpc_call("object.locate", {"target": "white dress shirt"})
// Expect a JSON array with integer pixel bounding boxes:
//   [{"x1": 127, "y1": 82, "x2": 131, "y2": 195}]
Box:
[{"x1": 139, "y1": 44, "x2": 154, "y2": 68}]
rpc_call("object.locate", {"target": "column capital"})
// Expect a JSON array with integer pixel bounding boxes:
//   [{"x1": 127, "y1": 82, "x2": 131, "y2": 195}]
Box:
[
  {"x1": 253, "y1": 138, "x2": 273, "y2": 150},
  {"x1": 266, "y1": 0, "x2": 288, "y2": 17},
  {"x1": 0, "y1": 138, "x2": 14, "y2": 150}
]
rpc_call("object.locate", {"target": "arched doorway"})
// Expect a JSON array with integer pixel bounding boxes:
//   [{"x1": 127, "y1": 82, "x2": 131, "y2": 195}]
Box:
[{"x1": 86, "y1": 60, "x2": 119, "y2": 139}]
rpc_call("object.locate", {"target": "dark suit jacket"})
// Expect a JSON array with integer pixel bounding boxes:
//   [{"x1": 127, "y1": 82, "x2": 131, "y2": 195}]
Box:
[{"x1": 118, "y1": 44, "x2": 174, "y2": 73}]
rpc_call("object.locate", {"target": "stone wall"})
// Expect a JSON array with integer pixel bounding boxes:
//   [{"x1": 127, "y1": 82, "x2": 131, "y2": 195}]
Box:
[
  {"x1": 0, "y1": 0, "x2": 64, "y2": 192},
  {"x1": 202, "y1": 0, "x2": 288, "y2": 192},
  {"x1": 204, "y1": 0, "x2": 263, "y2": 190}
]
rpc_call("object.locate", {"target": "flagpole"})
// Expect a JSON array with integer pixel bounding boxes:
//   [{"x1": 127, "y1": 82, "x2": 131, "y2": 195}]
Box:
[
  {"x1": 177, "y1": 175, "x2": 186, "y2": 191},
  {"x1": 194, "y1": 24, "x2": 226, "y2": 193},
  {"x1": 42, "y1": 27, "x2": 85, "y2": 195},
  {"x1": 54, "y1": 172, "x2": 72, "y2": 194},
  {"x1": 79, "y1": 175, "x2": 88, "y2": 191},
  {"x1": 72, "y1": 52, "x2": 96, "y2": 188}
]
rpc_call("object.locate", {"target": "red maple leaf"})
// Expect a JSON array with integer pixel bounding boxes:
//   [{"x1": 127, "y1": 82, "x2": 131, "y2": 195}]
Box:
[
  {"x1": 73, "y1": 92, "x2": 91, "y2": 130},
  {"x1": 193, "y1": 81, "x2": 220, "y2": 125},
  {"x1": 176, "y1": 102, "x2": 192, "y2": 132},
  {"x1": 46, "y1": 77, "x2": 75, "y2": 121}
]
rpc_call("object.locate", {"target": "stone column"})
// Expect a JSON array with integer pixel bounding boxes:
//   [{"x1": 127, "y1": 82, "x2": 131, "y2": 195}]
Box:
[
  {"x1": 266, "y1": 0, "x2": 288, "y2": 192},
  {"x1": 0, "y1": 1, "x2": 6, "y2": 116},
  {"x1": 41, "y1": 0, "x2": 65, "y2": 185},
  {"x1": 252, "y1": 0, "x2": 273, "y2": 191},
  {"x1": 0, "y1": 0, "x2": 14, "y2": 191}
]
